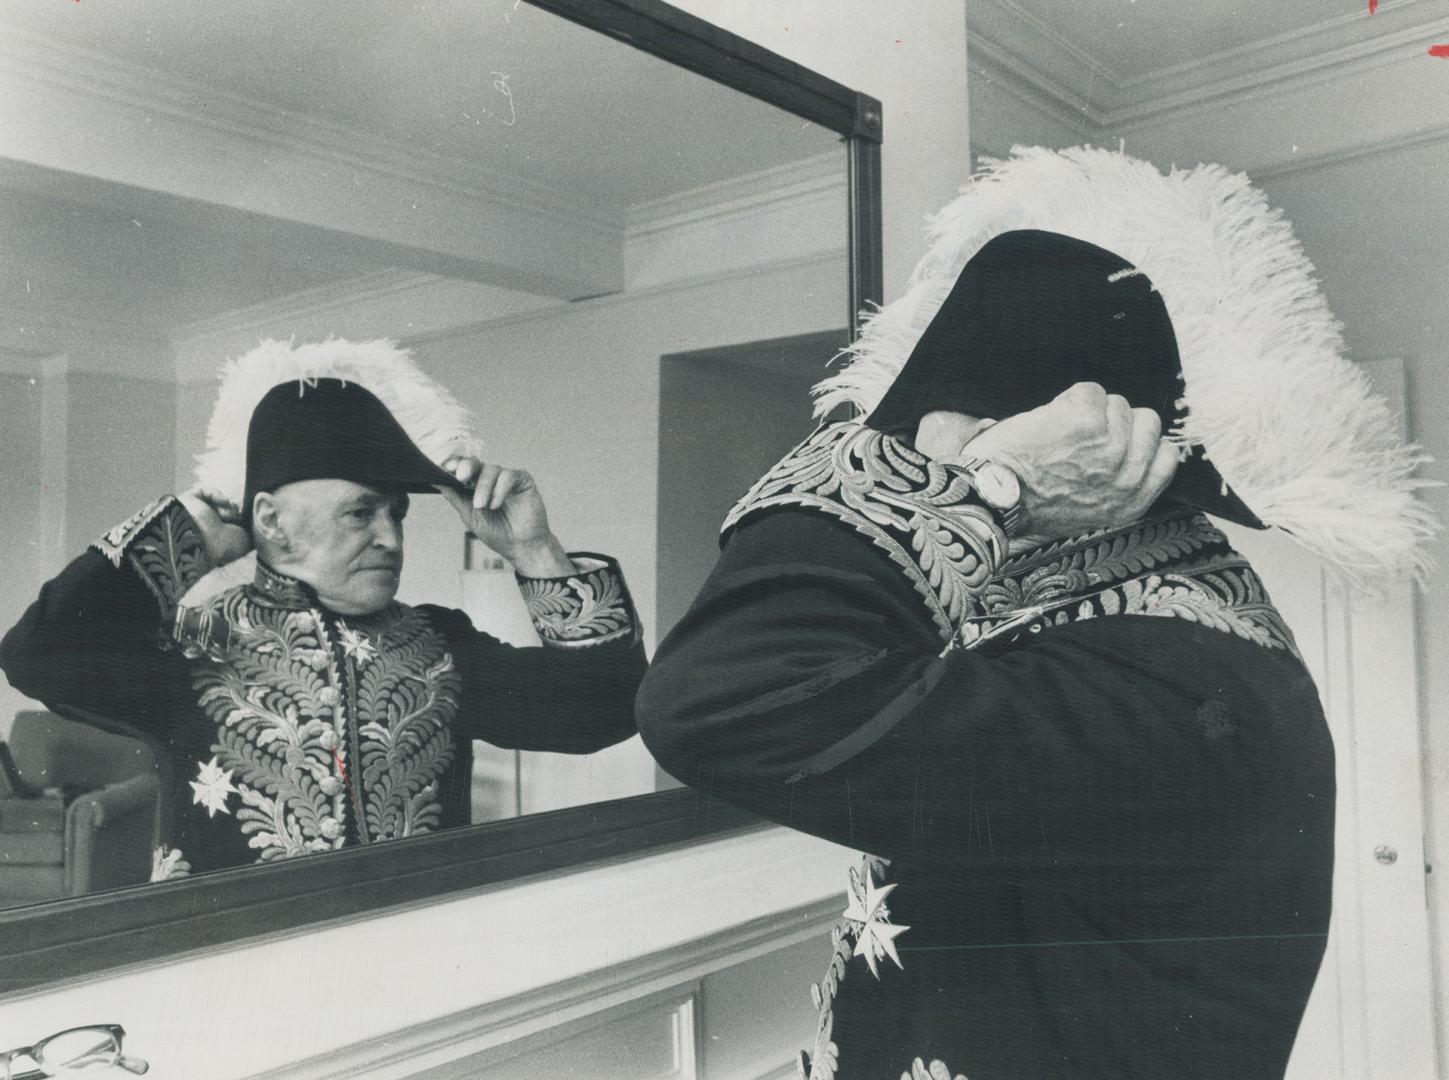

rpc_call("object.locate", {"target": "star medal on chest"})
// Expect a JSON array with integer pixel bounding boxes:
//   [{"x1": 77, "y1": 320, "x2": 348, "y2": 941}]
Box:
[
  {"x1": 337, "y1": 624, "x2": 379, "y2": 664},
  {"x1": 190, "y1": 755, "x2": 240, "y2": 817},
  {"x1": 842, "y1": 856, "x2": 909, "y2": 979}
]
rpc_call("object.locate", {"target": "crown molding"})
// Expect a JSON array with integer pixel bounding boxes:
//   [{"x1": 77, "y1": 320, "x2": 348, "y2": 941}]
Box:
[
  {"x1": 967, "y1": 33, "x2": 1100, "y2": 135},
  {"x1": 1104, "y1": 14, "x2": 1449, "y2": 132},
  {"x1": 967, "y1": 0, "x2": 1449, "y2": 134},
  {"x1": 0, "y1": 23, "x2": 623, "y2": 237},
  {"x1": 1115, "y1": 0, "x2": 1438, "y2": 93},
  {"x1": 626, "y1": 151, "x2": 844, "y2": 237},
  {"x1": 969, "y1": 0, "x2": 1128, "y2": 94}
]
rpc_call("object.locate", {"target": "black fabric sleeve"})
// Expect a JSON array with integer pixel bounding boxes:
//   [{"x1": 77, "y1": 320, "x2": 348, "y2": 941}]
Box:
[
  {"x1": 421, "y1": 604, "x2": 646, "y2": 754},
  {"x1": 1, "y1": 555, "x2": 191, "y2": 735},
  {"x1": 636, "y1": 509, "x2": 1328, "y2": 871}
]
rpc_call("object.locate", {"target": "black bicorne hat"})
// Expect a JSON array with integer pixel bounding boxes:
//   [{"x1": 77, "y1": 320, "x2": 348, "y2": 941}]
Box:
[
  {"x1": 242, "y1": 379, "x2": 466, "y2": 527},
  {"x1": 865, "y1": 229, "x2": 1263, "y2": 528}
]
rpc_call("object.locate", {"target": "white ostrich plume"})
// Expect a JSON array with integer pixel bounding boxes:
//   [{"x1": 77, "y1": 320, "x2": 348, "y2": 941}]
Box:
[
  {"x1": 815, "y1": 145, "x2": 1437, "y2": 587},
  {"x1": 193, "y1": 337, "x2": 482, "y2": 505}
]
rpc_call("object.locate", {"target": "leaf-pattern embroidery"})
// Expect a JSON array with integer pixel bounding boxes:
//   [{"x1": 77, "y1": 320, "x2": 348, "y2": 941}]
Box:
[
  {"x1": 727, "y1": 423, "x2": 1297, "y2": 657},
  {"x1": 956, "y1": 555, "x2": 1300, "y2": 659},
  {"x1": 188, "y1": 587, "x2": 459, "y2": 862},
  {"x1": 520, "y1": 562, "x2": 636, "y2": 647},
  {"x1": 725, "y1": 423, "x2": 1004, "y2": 640},
  {"x1": 94, "y1": 497, "x2": 213, "y2": 624}
]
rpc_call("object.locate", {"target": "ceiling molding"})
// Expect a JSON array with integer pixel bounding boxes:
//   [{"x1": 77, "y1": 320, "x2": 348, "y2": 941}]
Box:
[
  {"x1": 0, "y1": 22, "x2": 622, "y2": 235},
  {"x1": 969, "y1": 0, "x2": 1128, "y2": 91},
  {"x1": 967, "y1": 0, "x2": 1449, "y2": 133},
  {"x1": 1114, "y1": 0, "x2": 1438, "y2": 93},
  {"x1": 626, "y1": 151, "x2": 843, "y2": 237},
  {"x1": 967, "y1": 33, "x2": 1100, "y2": 135},
  {"x1": 1104, "y1": 15, "x2": 1449, "y2": 131}
]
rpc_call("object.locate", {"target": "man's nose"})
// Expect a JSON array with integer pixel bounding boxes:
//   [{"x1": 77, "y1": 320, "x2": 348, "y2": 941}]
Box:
[{"x1": 372, "y1": 515, "x2": 403, "y2": 552}]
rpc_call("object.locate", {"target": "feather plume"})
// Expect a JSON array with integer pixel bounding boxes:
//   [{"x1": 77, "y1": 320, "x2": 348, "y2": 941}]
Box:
[
  {"x1": 192, "y1": 337, "x2": 482, "y2": 504},
  {"x1": 815, "y1": 145, "x2": 1437, "y2": 587}
]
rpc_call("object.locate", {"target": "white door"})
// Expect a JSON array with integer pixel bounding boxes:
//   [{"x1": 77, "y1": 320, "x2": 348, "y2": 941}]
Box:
[{"x1": 1221, "y1": 358, "x2": 1436, "y2": 1080}]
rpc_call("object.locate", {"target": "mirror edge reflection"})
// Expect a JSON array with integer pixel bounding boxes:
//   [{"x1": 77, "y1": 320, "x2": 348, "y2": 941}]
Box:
[{"x1": 0, "y1": 0, "x2": 882, "y2": 1000}]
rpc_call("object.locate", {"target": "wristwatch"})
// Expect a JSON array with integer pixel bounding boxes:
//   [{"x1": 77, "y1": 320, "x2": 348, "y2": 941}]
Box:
[{"x1": 958, "y1": 457, "x2": 1026, "y2": 537}]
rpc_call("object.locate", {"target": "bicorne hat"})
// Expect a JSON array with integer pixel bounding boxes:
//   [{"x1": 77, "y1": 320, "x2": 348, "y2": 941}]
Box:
[
  {"x1": 815, "y1": 145, "x2": 1436, "y2": 586},
  {"x1": 192, "y1": 338, "x2": 481, "y2": 528}
]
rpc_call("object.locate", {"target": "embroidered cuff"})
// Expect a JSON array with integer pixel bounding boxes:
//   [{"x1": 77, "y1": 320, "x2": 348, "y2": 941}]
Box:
[
  {"x1": 517, "y1": 553, "x2": 640, "y2": 648},
  {"x1": 721, "y1": 423, "x2": 1008, "y2": 641},
  {"x1": 93, "y1": 495, "x2": 214, "y2": 622}
]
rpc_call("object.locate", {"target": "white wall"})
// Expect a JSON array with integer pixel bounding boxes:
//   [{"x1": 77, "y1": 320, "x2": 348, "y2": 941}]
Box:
[
  {"x1": 667, "y1": 0, "x2": 972, "y2": 300},
  {"x1": 0, "y1": 352, "x2": 179, "y2": 737}
]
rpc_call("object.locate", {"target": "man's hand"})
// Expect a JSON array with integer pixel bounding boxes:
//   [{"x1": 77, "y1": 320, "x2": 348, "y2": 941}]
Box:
[
  {"x1": 439, "y1": 456, "x2": 575, "y2": 578},
  {"x1": 178, "y1": 489, "x2": 253, "y2": 566},
  {"x1": 915, "y1": 382, "x2": 1179, "y2": 542}
]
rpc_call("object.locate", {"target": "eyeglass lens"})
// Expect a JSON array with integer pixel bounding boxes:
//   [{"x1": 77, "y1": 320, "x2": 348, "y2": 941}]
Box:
[{"x1": 37, "y1": 1028, "x2": 121, "y2": 1072}]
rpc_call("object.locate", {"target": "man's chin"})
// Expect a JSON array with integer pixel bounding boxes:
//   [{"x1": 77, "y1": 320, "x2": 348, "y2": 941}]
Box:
[{"x1": 326, "y1": 576, "x2": 400, "y2": 615}]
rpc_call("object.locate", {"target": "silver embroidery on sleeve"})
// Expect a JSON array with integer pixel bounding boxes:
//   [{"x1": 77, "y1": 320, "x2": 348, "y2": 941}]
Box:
[{"x1": 519, "y1": 560, "x2": 637, "y2": 647}]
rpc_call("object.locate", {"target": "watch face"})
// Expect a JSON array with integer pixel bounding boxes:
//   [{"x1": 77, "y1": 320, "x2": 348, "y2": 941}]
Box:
[{"x1": 974, "y1": 462, "x2": 1021, "y2": 509}]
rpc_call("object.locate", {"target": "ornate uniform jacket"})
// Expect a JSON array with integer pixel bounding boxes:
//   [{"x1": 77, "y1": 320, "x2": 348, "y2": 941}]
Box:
[
  {"x1": 1, "y1": 496, "x2": 645, "y2": 877},
  {"x1": 637, "y1": 424, "x2": 1335, "y2": 1080}
]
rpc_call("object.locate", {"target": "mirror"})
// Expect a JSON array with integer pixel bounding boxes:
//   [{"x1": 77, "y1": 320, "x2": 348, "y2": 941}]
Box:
[{"x1": 0, "y1": 0, "x2": 881, "y2": 967}]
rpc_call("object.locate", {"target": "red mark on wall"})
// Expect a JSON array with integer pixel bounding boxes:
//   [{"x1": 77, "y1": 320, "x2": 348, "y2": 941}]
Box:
[{"x1": 1370, "y1": 0, "x2": 1447, "y2": 56}]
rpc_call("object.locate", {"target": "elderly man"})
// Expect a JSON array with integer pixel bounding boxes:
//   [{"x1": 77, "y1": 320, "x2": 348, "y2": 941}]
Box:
[
  {"x1": 637, "y1": 149, "x2": 1434, "y2": 1080},
  {"x1": 2, "y1": 339, "x2": 644, "y2": 877}
]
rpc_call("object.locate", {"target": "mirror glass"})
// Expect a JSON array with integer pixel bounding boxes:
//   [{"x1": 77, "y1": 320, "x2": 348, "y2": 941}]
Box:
[{"x1": 0, "y1": 0, "x2": 847, "y2": 909}]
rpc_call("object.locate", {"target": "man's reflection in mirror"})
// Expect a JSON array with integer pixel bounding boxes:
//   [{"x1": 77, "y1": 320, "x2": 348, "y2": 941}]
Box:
[{"x1": 0, "y1": 338, "x2": 644, "y2": 889}]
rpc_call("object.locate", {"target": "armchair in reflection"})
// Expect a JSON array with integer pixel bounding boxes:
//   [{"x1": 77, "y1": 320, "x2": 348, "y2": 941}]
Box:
[{"x1": 0, "y1": 712, "x2": 159, "y2": 905}]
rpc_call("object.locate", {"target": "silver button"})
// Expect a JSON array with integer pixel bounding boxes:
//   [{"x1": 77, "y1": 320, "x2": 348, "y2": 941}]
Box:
[{"x1": 1373, "y1": 844, "x2": 1398, "y2": 866}]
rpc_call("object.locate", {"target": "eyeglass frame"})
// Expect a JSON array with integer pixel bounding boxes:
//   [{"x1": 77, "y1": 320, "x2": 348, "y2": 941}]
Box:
[{"x1": 0, "y1": 1024, "x2": 148, "y2": 1079}]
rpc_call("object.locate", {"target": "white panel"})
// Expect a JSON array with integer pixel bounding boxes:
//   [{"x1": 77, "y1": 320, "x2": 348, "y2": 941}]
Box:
[{"x1": 1224, "y1": 358, "x2": 1434, "y2": 1080}]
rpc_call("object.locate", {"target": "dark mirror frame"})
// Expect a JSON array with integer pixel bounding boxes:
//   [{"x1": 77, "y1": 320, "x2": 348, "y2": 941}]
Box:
[{"x1": 0, "y1": 0, "x2": 882, "y2": 997}]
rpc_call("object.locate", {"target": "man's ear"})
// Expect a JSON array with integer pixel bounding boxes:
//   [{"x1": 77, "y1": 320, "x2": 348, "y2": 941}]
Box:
[{"x1": 250, "y1": 492, "x2": 288, "y2": 552}]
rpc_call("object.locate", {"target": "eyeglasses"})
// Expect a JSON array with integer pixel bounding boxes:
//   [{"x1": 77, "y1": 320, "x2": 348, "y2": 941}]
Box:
[{"x1": 0, "y1": 1025, "x2": 148, "y2": 1079}]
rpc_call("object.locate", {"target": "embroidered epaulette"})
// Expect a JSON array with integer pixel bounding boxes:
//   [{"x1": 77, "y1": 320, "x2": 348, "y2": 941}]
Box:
[
  {"x1": 518, "y1": 554, "x2": 640, "y2": 648},
  {"x1": 954, "y1": 519, "x2": 1301, "y2": 659},
  {"x1": 723, "y1": 423, "x2": 1299, "y2": 658},
  {"x1": 723, "y1": 423, "x2": 1006, "y2": 641},
  {"x1": 93, "y1": 496, "x2": 213, "y2": 624}
]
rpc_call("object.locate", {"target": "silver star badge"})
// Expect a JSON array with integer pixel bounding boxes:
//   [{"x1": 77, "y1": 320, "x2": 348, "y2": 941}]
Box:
[
  {"x1": 189, "y1": 755, "x2": 239, "y2": 818},
  {"x1": 842, "y1": 857, "x2": 909, "y2": 979}
]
